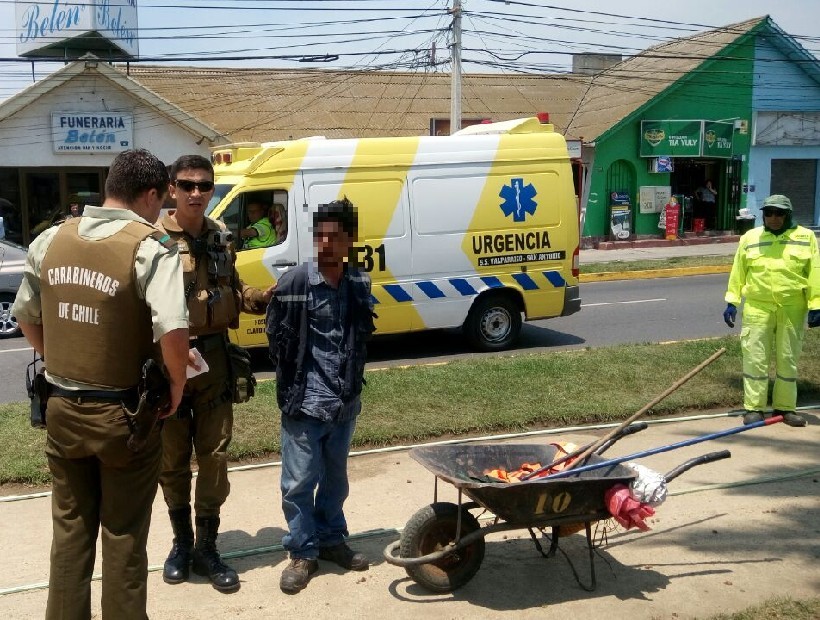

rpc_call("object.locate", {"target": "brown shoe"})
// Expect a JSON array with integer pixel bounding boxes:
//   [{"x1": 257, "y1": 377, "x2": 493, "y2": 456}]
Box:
[
  {"x1": 318, "y1": 543, "x2": 369, "y2": 571},
  {"x1": 775, "y1": 411, "x2": 807, "y2": 428},
  {"x1": 280, "y1": 558, "x2": 319, "y2": 594}
]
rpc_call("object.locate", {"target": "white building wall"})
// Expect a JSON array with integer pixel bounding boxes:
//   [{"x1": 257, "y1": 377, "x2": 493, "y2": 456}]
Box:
[{"x1": 0, "y1": 73, "x2": 210, "y2": 167}]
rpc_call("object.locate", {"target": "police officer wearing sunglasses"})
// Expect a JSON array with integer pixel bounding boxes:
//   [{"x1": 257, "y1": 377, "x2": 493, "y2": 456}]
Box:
[
  {"x1": 157, "y1": 155, "x2": 275, "y2": 592},
  {"x1": 723, "y1": 194, "x2": 819, "y2": 427}
]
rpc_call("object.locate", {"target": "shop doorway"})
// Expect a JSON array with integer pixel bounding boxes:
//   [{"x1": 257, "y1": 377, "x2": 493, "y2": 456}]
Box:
[{"x1": 670, "y1": 159, "x2": 723, "y2": 231}]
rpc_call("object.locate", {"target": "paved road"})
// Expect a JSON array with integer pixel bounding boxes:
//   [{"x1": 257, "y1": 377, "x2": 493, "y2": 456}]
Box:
[
  {"x1": 253, "y1": 274, "x2": 730, "y2": 376},
  {"x1": 0, "y1": 274, "x2": 732, "y2": 403},
  {"x1": 0, "y1": 234, "x2": 742, "y2": 402}
]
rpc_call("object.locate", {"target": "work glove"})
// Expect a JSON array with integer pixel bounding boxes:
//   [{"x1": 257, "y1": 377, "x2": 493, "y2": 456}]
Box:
[
  {"x1": 723, "y1": 303, "x2": 737, "y2": 328},
  {"x1": 809, "y1": 309, "x2": 820, "y2": 329}
]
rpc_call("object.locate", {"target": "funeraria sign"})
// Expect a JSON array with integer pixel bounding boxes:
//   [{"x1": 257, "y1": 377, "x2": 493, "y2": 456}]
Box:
[
  {"x1": 51, "y1": 112, "x2": 133, "y2": 153},
  {"x1": 16, "y1": 0, "x2": 138, "y2": 57}
]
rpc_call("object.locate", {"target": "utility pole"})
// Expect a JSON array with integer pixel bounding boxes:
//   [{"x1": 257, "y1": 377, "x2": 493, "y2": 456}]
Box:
[{"x1": 450, "y1": 0, "x2": 462, "y2": 134}]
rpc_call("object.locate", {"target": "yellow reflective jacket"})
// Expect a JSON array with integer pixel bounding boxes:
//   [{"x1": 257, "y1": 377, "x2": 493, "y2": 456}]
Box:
[{"x1": 725, "y1": 225, "x2": 819, "y2": 310}]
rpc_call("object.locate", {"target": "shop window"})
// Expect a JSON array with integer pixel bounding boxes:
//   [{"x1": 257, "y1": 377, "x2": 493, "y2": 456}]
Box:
[
  {"x1": 27, "y1": 173, "x2": 62, "y2": 241},
  {"x1": 0, "y1": 169, "x2": 23, "y2": 245},
  {"x1": 606, "y1": 160, "x2": 635, "y2": 239}
]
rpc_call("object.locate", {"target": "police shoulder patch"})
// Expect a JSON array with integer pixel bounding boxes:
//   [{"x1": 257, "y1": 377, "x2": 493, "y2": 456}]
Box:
[{"x1": 149, "y1": 230, "x2": 177, "y2": 250}]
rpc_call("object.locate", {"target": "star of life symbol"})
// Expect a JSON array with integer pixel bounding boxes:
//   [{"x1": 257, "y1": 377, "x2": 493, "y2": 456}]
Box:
[{"x1": 499, "y1": 178, "x2": 537, "y2": 222}]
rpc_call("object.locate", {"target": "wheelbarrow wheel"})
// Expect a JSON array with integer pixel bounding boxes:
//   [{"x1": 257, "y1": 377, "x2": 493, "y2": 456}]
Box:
[{"x1": 400, "y1": 502, "x2": 485, "y2": 593}]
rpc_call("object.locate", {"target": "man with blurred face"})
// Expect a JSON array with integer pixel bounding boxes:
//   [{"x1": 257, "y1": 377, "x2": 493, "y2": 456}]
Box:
[{"x1": 266, "y1": 197, "x2": 376, "y2": 594}]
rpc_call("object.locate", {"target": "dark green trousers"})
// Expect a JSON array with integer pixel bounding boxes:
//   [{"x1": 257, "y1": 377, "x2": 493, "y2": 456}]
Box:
[
  {"x1": 45, "y1": 394, "x2": 161, "y2": 620},
  {"x1": 159, "y1": 341, "x2": 233, "y2": 517}
]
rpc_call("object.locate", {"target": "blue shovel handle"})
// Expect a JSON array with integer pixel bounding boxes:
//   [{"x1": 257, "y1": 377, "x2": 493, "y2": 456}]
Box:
[{"x1": 544, "y1": 416, "x2": 783, "y2": 480}]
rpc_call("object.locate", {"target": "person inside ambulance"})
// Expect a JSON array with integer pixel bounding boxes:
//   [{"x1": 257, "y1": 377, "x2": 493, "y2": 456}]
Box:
[
  {"x1": 269, "y1": 202, "x2": 287, "y2": 243},
  {"x1": 240, "y1": 200, "x2": 276, "y2": 249},
  {"x1": 723, "y1": 194, "x2": 819, "y2": 428}
]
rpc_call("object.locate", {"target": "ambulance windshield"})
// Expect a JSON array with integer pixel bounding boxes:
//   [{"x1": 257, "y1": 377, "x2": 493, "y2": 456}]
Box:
[{"x1": 206, "y1": 184, "x2": 234, "y2": 216}]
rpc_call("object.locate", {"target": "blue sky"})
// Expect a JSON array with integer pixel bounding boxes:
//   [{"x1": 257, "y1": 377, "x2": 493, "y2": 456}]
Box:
[{"x1": 1, "y1": 0, "x2": 818, "y2": 103}]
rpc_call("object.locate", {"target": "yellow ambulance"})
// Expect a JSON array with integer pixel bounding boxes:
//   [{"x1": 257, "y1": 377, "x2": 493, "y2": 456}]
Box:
[{"x1": 207, "y1": 115, "x2": 581, "y2": 351}]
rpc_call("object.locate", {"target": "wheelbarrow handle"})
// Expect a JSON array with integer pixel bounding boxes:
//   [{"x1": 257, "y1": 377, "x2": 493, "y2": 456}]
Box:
[
  {"x1": 544, "y1": 416, "x2": 781, "y2": 480},
  {"x1": 664, "y1": 449, "x2": 731, "y2": 483}
]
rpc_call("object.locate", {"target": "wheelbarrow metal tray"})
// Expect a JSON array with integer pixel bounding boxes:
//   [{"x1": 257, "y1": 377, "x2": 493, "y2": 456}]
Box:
[{"x1": 410, "y1": 443, "x2": 636, "y2": 526}]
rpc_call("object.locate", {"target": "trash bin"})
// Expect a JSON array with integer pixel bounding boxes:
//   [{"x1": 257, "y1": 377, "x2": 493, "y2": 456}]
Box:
[{"x1": 735, "y1": 217, "x2": 755, "y2": 234}]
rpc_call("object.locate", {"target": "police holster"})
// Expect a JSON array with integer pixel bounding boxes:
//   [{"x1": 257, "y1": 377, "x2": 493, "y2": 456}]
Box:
[
  {"x1": 125, "y1": 359, "x2": 171, "y2": 452},
  {"x1": 227, "y1": 342, "x2": 256, "y2": 403},
  {"x1": 25, "y1": 355, "x2": 48, "y2": 429}
]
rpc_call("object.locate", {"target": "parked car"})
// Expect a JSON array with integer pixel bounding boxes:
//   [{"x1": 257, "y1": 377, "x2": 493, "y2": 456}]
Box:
[{"x1": 0, "y1": 237, "x2": 26, "y2": 338}]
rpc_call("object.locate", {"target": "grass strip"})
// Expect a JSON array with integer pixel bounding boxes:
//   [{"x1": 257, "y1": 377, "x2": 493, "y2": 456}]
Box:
[
  {"x1": 2, "y1": 331, "x2": 818, "y2": 487},
  {"x1": 700, "y1": 596, "x2": 820, "y2": 620},
  {"x1": 581, "y1": 254, "x2": 734, "y2": 274}
]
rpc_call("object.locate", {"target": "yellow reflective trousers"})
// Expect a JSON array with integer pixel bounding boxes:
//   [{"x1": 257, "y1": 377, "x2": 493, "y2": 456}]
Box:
[{"x1": 740, "y1": 299, "x2": 806, "y2": 412}]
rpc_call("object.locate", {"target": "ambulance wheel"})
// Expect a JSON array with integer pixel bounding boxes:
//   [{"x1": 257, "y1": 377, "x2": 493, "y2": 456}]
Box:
[
  {"x1": 400, "y1": 502, "x2": 485, "y2": 593},
  {"x1": 464, "y1": 294, "x2": 522, "y2": 351},
  {"x1": 0, "y1": 293, "x2": 21, "y2": 339}
]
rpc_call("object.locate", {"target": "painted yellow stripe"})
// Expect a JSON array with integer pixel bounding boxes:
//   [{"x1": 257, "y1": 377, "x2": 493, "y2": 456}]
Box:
[{"x1": 580, "y1": 265, "x2": 731, "y2": 283}]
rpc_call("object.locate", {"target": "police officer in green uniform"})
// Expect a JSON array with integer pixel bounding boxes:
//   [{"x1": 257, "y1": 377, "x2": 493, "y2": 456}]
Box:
[
  {"x1": 158, "y1": 155, "x2": 275, "y2": 592},
  {"x1": 12, "y1": 149, "x2": 191, "y2": 620}
]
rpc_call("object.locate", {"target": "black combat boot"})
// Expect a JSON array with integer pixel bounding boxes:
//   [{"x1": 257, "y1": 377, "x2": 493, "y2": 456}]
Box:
[
  {"x1": 191, "y1": 516, "x2": 240, "y2": 592},
  {"x1": 163, "y1": 507, "x2": 194, "y2": 584}
]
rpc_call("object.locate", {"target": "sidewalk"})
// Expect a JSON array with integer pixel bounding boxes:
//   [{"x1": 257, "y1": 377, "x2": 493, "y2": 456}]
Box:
[
  {"x1": 580, "y1": 237, "x2": 738, "y2": 265},
  {"x1": 1, "y1": 412, "x2": 817, "y2": 620}
]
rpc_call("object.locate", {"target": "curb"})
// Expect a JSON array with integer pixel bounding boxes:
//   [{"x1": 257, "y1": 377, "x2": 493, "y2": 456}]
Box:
[
  {"x1": 593, "y1": 235, "x2": 741, "y2": 251},
  {"x1": 579, "y1": 264, "x2": 731, "y2": 283}
]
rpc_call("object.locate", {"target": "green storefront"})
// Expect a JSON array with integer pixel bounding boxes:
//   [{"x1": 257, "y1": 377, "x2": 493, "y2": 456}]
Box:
[{"x1": 582, "y1": 38, "x2": 754, "y2": 240}]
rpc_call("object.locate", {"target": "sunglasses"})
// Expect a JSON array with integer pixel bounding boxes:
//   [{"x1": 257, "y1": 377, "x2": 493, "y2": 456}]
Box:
[
  {"x1": 174, "y1": 179, "x2": 214, "y2": 193},
  {"x1": 762, "y1": 208, "x2": 787, "y2": 217}
]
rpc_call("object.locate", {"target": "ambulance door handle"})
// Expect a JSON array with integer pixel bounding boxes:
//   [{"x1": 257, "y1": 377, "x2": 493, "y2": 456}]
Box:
[{"x1": 271, "y1": 260, "x2": 297, "y2": 267}]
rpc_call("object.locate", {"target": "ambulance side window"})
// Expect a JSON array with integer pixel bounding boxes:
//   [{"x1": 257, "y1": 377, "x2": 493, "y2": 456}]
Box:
[
  {"x1": 218, "y1": 195, "x2": 242, "y2": 237},
  {"x1": 234, "y1": 190, "x2": 289, "y2": 251}
]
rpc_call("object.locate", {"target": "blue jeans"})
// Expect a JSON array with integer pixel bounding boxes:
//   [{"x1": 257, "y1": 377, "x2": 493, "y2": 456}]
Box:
[{"x1": 280, "y1": 413, "x2": 357, "y2": 559}]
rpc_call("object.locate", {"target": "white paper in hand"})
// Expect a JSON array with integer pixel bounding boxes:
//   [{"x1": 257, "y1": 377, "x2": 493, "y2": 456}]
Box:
[{"x1": 186, "y1": 347, "x2": 210, "y2": 379}]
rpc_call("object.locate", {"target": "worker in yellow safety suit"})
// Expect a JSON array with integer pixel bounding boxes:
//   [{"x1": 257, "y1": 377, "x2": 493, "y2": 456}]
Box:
[{"x1": 723, "y1": 194, "x2": 819, "y2": 427}]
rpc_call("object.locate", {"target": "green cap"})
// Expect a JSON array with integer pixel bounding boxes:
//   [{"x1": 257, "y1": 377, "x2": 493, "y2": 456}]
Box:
[{"x1": 762, "y1": 194, "x2": 792, "y2": 211}]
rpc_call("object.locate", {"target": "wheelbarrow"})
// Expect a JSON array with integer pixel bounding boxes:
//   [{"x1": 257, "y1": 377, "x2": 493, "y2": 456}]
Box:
[{"x1": 383, "y1": 441, "x2": 731, "y2": 593}]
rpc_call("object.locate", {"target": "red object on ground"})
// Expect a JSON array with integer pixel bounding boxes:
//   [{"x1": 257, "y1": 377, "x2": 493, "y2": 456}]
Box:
[
  {"x1": 605, "y1": 484, "x2": 655, "y2": 531},
  {"x1": 665, "y1": 201, "x2": 680, "y2": 240},
  {"x1": 693, "y1": 217, "x2": 706, "y2": 233}
]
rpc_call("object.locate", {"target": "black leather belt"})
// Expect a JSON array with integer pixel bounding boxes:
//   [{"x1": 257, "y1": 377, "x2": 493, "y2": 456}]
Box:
[{"x1": 51, "y1": 387, "x2": 138, "y2": 402}]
